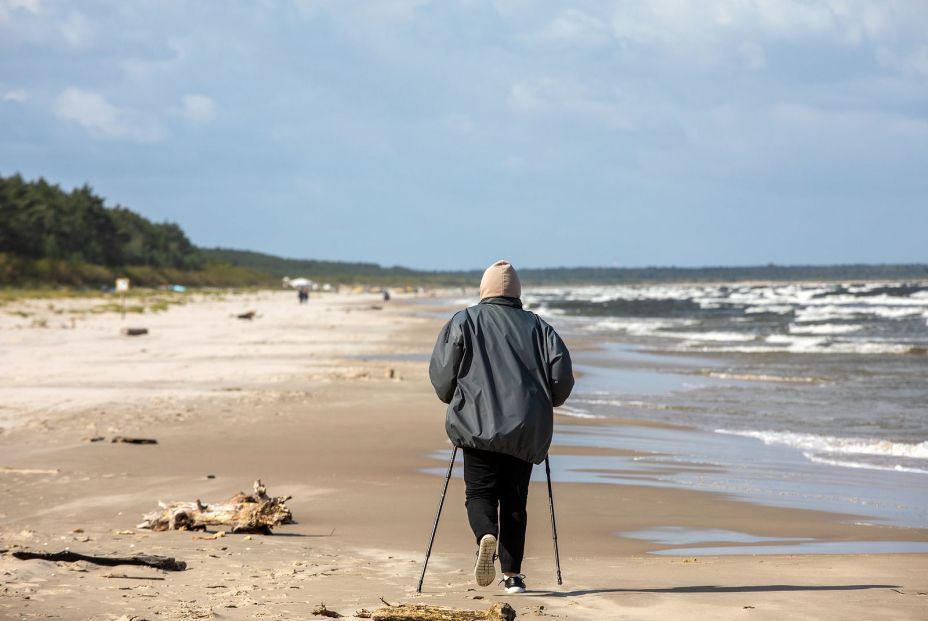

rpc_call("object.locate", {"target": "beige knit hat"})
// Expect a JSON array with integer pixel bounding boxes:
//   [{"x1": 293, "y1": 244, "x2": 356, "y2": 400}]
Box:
[{"x1": 479, "y1": 260, "x2": 522, "y2": 300}]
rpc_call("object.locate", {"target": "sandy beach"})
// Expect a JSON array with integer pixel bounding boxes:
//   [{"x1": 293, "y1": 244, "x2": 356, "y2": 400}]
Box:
[{"x1": 1, "y1": 290, "x2": 926, "y2": 620}]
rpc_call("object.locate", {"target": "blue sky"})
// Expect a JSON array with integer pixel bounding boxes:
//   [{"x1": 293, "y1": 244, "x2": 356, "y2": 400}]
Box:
[{"x1": 1, "y1": 0, "x2": 926, "y2": 270}]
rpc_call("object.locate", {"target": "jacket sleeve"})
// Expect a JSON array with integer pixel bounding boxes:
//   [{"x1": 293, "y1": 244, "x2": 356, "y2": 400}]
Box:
[
  {"x1": 544, "y1": 322, "x2": 574, "y2": 407},
  {"x1": 429, "y1": 315, "x2": 464, "y2": 404}
]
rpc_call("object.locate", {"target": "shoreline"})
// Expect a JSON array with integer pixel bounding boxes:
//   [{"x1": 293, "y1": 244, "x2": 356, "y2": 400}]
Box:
[{"x1": 1, "y1": 291, "x2": 927, "y2": 619}]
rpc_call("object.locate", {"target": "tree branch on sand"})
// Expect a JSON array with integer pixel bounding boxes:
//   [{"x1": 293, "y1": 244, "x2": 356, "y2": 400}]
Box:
[
  {"x1": 368, "y1": 603, "x2": 516, "y2": 621},
  {"x1": 137, "y1": 480, "x2": 293, "y2": 534},
  {"x1": 7, "y1": 550, "x2": 186, "y2": 571}
]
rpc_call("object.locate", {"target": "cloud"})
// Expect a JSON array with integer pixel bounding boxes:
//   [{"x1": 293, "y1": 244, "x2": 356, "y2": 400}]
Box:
[
  {"x1": 524, "y1": 9, "x2": 611, "y2": 48},
  {"x1": 180, "y1": 94, "x2": 217, "y2": 124},
  {"x1": 2, "y1": 1, "x2": 926, "y2": 267},
  {"x1": 57, "y1": 11, "x2": 92, "y2": 47},
  {"x1": 876, "y1": 44, "x2": 928, "y2": 78},
  {"x1": 508, "y1": 78, "x2": 635, "y2": 131},
  {"x1": 55, "y1": 87, "x2": 163, "y2": 143},
  {"x1": 3, "y1": 88, "x2": 27, "y2": 103},
  {"x1": 1, "y1": 0, "x2": 41, "y2": 14},
  {"x1": 602, "y1": 1, "x2": 928, "y2": 71},
  {"x1": 292, "y1": 0, "x2": 430, "y2": 27},
  {"x1": 0, "y1": 3, "x2": 94, "y2": 47}
]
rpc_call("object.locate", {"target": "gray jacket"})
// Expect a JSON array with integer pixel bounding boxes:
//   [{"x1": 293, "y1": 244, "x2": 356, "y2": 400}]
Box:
[{"x1": 429, "y1": 297, "x2": 574, "y2": 464}]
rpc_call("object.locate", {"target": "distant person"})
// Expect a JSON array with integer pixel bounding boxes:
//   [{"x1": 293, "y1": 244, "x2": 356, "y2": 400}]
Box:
[
  {"x1": 383, "y1": 288, "x2": 391, "y2": 302},
  {"x1": 298, "y1": 288, "x2": 309, "y2": 304},
  {"x1": 429, "y1": 260, "x2": 574, "y2": 594}
]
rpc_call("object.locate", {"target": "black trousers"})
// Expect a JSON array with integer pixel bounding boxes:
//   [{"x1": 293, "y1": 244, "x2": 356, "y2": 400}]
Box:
[{"x1": 462, "y1": 447, "x2": 534, "y2": 574}]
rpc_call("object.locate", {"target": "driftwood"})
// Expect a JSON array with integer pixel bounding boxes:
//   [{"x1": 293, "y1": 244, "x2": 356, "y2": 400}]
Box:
[
  {"x1": 137, "y1": 480, "x2": 293, "y2": 534},
  {"x1": 9, "y1": 550, "x2": 186, "y2": 571},
  {"x1": 111, "y1": 436, "x2": 158, "y2": 445},
  {"x1": 312, "y1": 603, "x2": 342, "y2": 618},
  {"x1": 236, "y1": 311, "x2": 256, "y2": 320},
  {"x1": 121, "y1": 328, "x2": 149, "y2": 336},
  {"x1": 370, "y1": 603, "x2": 516, "y2": 621}
]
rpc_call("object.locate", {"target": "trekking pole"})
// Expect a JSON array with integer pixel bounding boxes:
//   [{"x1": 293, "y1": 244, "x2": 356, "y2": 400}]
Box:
[
  {"x1": 544, "y1": 455, "x2": 563, "y2": 585},
  {"x1": 416, "y1": 446, "x2": 458, "y2": 593}
]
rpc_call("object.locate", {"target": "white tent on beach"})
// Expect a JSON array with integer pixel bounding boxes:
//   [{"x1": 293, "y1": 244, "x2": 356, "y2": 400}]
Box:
[{"x1": 282, "y1": 276, "x2": 315, "y2": 289}]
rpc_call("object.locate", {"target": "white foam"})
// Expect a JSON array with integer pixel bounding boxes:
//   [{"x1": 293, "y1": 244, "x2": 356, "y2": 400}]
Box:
[
  {"x1": 536, "y1": 282, "x2": 928, "y2": 313},
  {"x1": 683, "y1": 340, "x2": 913, "y2": 355},
  {"x1": 802, "y1": 453, "x2": 928, "y2": 475},
  {"x1": 557, "y1": 405, "x2": 606, "y2": 419},
  {"x1": 529, "y1": 304, "x2": 565, "y2": 316},
  {"x1": 575, "y1": 397, "x2": 675, "y2": 410},
  {"x1": 788, "y1": 323, "x2": 862, "y2": 335},
  {"x1": 715, "y1": 429, "x2": 928, "y2": 460},
  {"x1": 675, "y1": 331, "x2": 757, "y2": 342},
  {"x1": 586, "y1": 318, "x2": 694, "y2": 337},
  {"x1": 766, "y1": 334, "x2": 828, "y2": 350},
  {"x1": 532, "y1": 281, "x2": 928, "y2": 356},
  {"x1": 793, "y1": 304, "x2": 925, "y2": 323},
  {"x1": 706, "y1": 372, "x2": 823, "y2": 384},
  {"x1": 744, "y1": 304, "x2": 795, "y2": 314}
]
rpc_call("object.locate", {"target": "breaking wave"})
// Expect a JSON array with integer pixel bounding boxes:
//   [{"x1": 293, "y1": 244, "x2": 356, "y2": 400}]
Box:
[
  {"x1": 535, "y1": 280, "x2": 928, "y2": 356},
  {"x1": 802, "y1": 453, "x2": 928, "y2": 475},
  {"x1": 715, "y1": 429, "x2": 928, "y2": 461}
]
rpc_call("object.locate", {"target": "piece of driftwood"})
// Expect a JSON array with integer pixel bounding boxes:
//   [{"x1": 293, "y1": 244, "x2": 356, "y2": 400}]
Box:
[
  {"x1": 121, "y1": 328, "x2": 149, "y2": 336},
  {"x1": 371, "y1": 603, "x2": 516, "y2": 621},
  {"x1": 137, "y1": 480, "x2": 293, "y2": 534},
  {"x1": 237, "y1": 311, "x2": 256, "y2": 320},
  {"x1": 112, "y1": 436, "x2": 158, "y2": 445},
  {"x1": 311, "y1": 603, "x2": 342, "y2": 618},
  {"x1": 9, "y1": 550, "x2": 186, "y2": 571}
]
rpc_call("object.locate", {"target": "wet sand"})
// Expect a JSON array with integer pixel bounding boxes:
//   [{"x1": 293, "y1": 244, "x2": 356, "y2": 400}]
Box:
[{"x1": 1, "y1": 291, "x2": 926, "y2": 620}]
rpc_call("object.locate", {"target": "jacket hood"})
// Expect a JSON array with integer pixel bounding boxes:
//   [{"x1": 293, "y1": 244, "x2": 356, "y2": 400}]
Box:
[{"x1": 479, "y1": 260, "x2": 521, "y2": 300}]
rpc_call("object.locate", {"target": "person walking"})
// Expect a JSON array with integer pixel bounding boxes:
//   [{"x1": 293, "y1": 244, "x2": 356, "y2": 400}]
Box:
[{"x1": 429, "y1": 260, "x2": 574, "y2": 594}]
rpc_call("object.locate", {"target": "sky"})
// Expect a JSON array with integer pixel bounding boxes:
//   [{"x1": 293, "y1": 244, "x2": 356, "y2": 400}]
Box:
[{"x1": 1, "y1": 0, "x2": 927, "y2": 270}]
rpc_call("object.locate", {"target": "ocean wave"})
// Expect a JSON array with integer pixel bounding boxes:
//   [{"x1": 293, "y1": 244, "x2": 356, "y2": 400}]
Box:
[
  {"x1": 787, "y1": 323, "x2": 862, "y2": 335},
  {"x1": 715, "y1": 429, "x2": 928, "y2": 460},
  {"x1": 535, "y1": 282, "x2": 928, "y2": 356},
  {"x1": 681, "y1": 340, "x2": 915, "y2": 355},
  {"x1": 765, "y1": 334, "x2": 829, "y2": 351},
  {"x1": 744, "y1": 304, "x2": 795, "y2": 314},
  {"x1": 585, "y1": 318, "x2": 695, "y2": 336},
  {"x1": 556, "y1": 405, "x2": 606, "y2": 419},
  {"x1": 704, "y1": 372, "x2": 824, "y2": 384},
  {"x1": 534, "y1": 282, "x2": 928, "y2": 308},
  {"x1": 802, "y1": 453, "x2": 928, "y2": 475},
  {"x1": 573, "y1": 397, "x2": 678, "y2": 410},
  {"x1": 673, "y1": 331, "x2": 758, "y2": 342},
  {"x1": 530, "y1": 304, "x2": 565, "y2": 316},
  {"x1": 793, "y1": 305, "x2": 926, "y2": 323}
]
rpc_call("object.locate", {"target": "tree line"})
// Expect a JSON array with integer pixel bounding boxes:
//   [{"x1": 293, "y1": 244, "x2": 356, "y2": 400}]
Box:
[
  {"x1": 3, "y1": 172, "x2": 926, "y2": 288},
  {"x1": 1, "y1": 173, "x2": 203, "y2": 270}
]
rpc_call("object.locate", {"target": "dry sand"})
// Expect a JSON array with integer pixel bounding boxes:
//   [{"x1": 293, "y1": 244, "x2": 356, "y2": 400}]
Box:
[{"x1": 1, "y1": 290, "x2": 926, "y2": 620}]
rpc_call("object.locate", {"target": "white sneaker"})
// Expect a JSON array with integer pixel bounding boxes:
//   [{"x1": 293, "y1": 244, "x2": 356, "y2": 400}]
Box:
[
  {"x1": 502, "y1": 575, "x2": 527, "y2": 594},
  {"x1": 474, "y1": 534, "x2": 497, "y2": 587}
]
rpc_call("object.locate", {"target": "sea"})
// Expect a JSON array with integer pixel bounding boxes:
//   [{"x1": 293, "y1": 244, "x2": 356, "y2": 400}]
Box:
[{"x1": 419, "y1": 280, "x2": 928, "y2": 551}]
